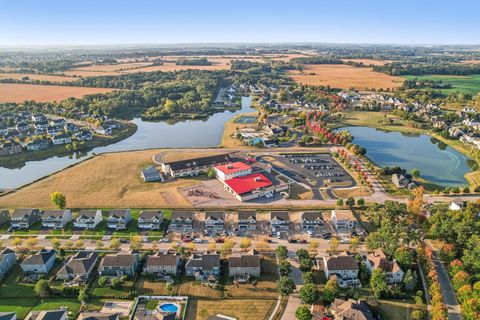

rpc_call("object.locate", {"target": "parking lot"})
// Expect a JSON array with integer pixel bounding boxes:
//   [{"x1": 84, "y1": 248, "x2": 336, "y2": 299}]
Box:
[{"x1": 269, "y1": 153, "x2": 355, "y2": 188}]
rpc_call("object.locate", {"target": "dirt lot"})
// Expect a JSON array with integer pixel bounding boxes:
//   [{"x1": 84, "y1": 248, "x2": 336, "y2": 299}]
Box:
[
  {"x1": 186, "y1": 298, "x2": 275, "y2": 320},
  {"x1": 0, "y1": 73, "x2": 78, "y2": 82},
  {"x1": 288, "y1": 64, "x2": 403, "y2": 89},
  {"x1": 0, "y1": 149, "x2": 198, "y2": 208},
  {"x1": 0, "y1": 83, "x2": 115, "y2": 103}
]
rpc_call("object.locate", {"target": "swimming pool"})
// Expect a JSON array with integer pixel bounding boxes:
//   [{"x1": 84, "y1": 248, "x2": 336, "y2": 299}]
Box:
[{"x1": 159, "y1": 303, "x2": 179, "y2": 313}]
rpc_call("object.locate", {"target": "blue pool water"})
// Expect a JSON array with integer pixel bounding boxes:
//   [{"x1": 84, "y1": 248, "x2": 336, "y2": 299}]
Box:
[{"x1": 159, "y1": 303, "x2": 179, "y2": 313}]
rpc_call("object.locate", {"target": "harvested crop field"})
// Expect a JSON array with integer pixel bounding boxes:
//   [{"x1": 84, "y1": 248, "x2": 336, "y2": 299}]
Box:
[
  {"x1": 0, "y1": 73, "x2": 78, "y2": 82},
  {"x1": 289, "y1": 64, "x2": 403, "y2": 89},
  {"x1": 0, "y1": 83, "x2": 115, "y2": 103},
  {"x1": 0, "y1": 149, "x2": 199, "y2": 209},
  {"x1": 341, "y1": 58, "x2": 390, "y2": 66}
]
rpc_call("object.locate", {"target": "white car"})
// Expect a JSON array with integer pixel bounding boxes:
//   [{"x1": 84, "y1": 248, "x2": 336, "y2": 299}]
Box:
[{"x1": 193, "y1": 238, "x2": 203, "y2": 243}]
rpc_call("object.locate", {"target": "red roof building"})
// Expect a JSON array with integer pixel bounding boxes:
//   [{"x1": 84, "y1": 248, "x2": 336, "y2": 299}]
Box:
[
  {"x1": 214, "y1": 162, "x2": 252, "y2": 181},
  {"x1": 223, "y1": 173, "x2": 274, "y2": 201}
]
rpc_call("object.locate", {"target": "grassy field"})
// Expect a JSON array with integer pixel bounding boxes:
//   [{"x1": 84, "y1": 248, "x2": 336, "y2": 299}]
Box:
[
  {"x1": 289, "y1": 64, "x2": 403, "y2": 90},
  {"x1": 0, "y1": 149, "x2": 199, "y2": 208},
  {"x1": 0, "y1": 83, "x2": 115, "y2": 103},
  {"x1": 220, "y1": 112, "x2": 258, "y2": 148},
  {"x1": 340, "y1": 58, "x2": 390, "y2": 66},
  {"x1": 185, "y1": 298, "x2": 276, "y2": 320},
  {"x1": 403, "y1": 74, "x2": 480, "y2": 95},
  {"x1": 0, "y1": 73, "x2": 78, "y2": 82}
]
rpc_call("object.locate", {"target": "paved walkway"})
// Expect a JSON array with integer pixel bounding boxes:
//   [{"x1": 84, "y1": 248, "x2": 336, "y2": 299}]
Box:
[
  {"x1": 425, "y1": 240, "x2": 463, "y2": 320},
  {"x1": 280, "y1": 294, "x2": 301, "y2": 320}
]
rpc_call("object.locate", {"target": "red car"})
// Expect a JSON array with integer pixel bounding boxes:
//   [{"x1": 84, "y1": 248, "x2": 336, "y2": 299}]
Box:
[
  {"x1": 300, "y1": 239, "x2": 308, "y2": 244},
  {"x1": 182, "y1": 237, "x2": 193, "y2": 243},
  {"x1": 215, "y1": 238, "x2": 225, "y2": 243}
]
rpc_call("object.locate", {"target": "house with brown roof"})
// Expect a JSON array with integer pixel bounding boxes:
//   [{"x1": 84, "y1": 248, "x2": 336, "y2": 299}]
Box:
[
  {"x1": 107, "y1": 209, "x2": 131, "y2": 230},
  {"x1": 237, "y1": 211, "x2": 256, "y2": 231},
  {"x1": 321, "y1": 253, "x2": 360, "y2": 288},
  {"x1": 205, "y1": 211, "x2": 225, "y2": 232},
  {"x1": 363, "y1": 249, "x2": 404, "y2": 284},
  {"x1": 329, "y1": 298, "x2": 374, "y2": 320},
  {"x1": 228, "y1": 251, "x2": 261, "y2": 280},
  {"x1": 331, "y1": 210, "x2": 356, "y2": 231},
  {"x1": 98, "y1": 252, "x2": 140, "y2": 277},
  {"x1": 185, "y1": 253, "x2": 220, "y2": 280},
  {"x1": 10, "y1": 209, "x2": 41, "y2": 229},
  {"x1": 41, "y1": 210, "x2": 72, "y2": 229},
  {"x1": 56, "y1": 251, "x2": 98, "y2": 282},
  {"x1": 169, "y1": 211, "x2": 194, "y2": 232},
  {"x1": 143, "y1": 252, "x2": 181, "y2": 276},
  {"x1": 300, "y1": 211, "x2": 324, "y2": 231}
]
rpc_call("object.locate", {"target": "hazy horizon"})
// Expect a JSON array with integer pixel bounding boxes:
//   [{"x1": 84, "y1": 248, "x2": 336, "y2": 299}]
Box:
[{"x1": 1, "y1": 0, "x2": 479, "y2": 46}]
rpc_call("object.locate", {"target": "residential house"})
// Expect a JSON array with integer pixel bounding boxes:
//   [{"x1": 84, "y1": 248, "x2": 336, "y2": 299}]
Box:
[
  {"x1": 74, "y1": 210, "x2": 103, "y2": 229},
  {"x1": 41, "y1": 210, "x2": 72, "y2": 229},
  {"x1": 138, "y1": 210, "x2": 163, "y2": 230},
  {"x1": 321, "y1": 253, "x2": 360, "y2": 288},
  {"x1": 141, "y1": 166, "x2": 162, "y2": 182},
  {"x1": 21, "y1": 249, "x2": 56, "y2": 274},
  {"x1": 25, "y1": 310, "x2": 67, "y2": 320},
  {"x1": 0, "y1": 209, "x2": 9, "y2": 226},
  {"x1": 35, "y1": 121, "x2": 48, "y2": 131},
  {"x1": 75, "y1": 130, "x2": 93, "y2": 141},
  {"x1": 16, "y1": 122, "x2": 29, "y2": 132},
  {"x1": 185, "y1": 253, "x2": 221, "y2": 280},
  {"x1": 329, "y1": 299, "x2": 374, "y2": 320},
  {"x1": 51, "y1": 134, "x2": 72, "y2": 145},
  {"x1": 94, "y1": 126, "x2": 112, "y2": 135},
  {"x1": 0, "y1": 141, "x2": 22, "y2": 156},
  {"x1": 77, "y1": 313, "x2": 119, "y2": 320},
  {"x1": 10, "y1": 208, "x2": 41, "y2": 229},
  {"x1": 169, "y1": 211, "x2": 195, "y2": 232},
  {"x1": 205, "y1": 211, "x2": 225, "y2": 232},
  {"x1": 143, "y1": 252, "x2": 181, "y2": 276},
  {"x1": 331, "y1": 210, "x2": 356, "y2": 231},
  {"x1": 56, "y1": 251, "x2": 99, "y2": 282},
  {"x1": 0, "y1": 248, "x2": 16, "y2": 279},
  {"x1": 98, "y1": 252, "x2": 140, "y2": 277},
  {"x1": 300, "y1": 211, "x2": 324, "y2": 231},
  {"x1": 25, "y1": 139, "x2": 49, "y2": 151},
  {"x1": 449, "y1": 198, "x2": 465, "y2": 211},
  {"x1": 237, "y1": 211, "x2": 256, "y2": 231},
  {"x1": 392, "y1": 173, "x2": 416, "y2": 189},
  {"x1": 270, "y1": 211, "x2": 290, "y2": 233},
  {"x1": 363, "y1": 249, "x2": 404, "y2": 284},
  {"x1": 228, "y1": 251, "x2": 261, "y2": 280},
  {"x1": 0, "y1": 312, "x2": 16, "y2": 320},
  {"x1": 64, "y1": 123, "x2": 78, "y2": 133},
  {"x1": 50, "y1": 118, "x2": 65, "y2": 127},
  {"x1": 106, "y1": 209, "x2": 131, "y2": 230}
]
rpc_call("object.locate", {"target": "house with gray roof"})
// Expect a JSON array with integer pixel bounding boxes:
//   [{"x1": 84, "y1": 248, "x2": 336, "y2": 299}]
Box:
[
  {"x1": 169, "y1": 211, "x2": 194, "y2": 232},
  {"x1": 186, "y1": 253, "x2": 220, "y2": 280},
  {"x1": 107, "y1": 209, "x2": 131, "y2": 230},
  {"x1": 205, "y1": 211, "x2": 225, "y2": 232},
  {"x1": 237, "y1": 211, "x2": 256, "y2": 231},
  {"x1": 0, "y1": 312, "x2": 16, "y2": 320},
  {"x1": 270, "y1": 211, "x2": 289, "y2": 233},
  {"x1": 41, "y1": 210, "x2": 72, "y2": 229},
  {"x1": 56, "y1": 251, "x2": 98, "y2": 282},
  {"x1": 77, "y1": 313, "x2": 119, "y2": 320},
  {"x1": 74, "y1": 210, "x2": 103, "y2": 229},
  {"x1": 10, "y1": 208, "x2": 41, "y2": 229},
  {"x1": 138, "y1": 210, "x2": 163, "y2": 230},
  {"x1": 228, "y1": 252, "x2": 261, "y2": 280},
  {"x1": 141, "y1": 166, "x2": 162, "y2": 182},
  {"x1": 0, "y1": 248, "x2": 16, "y2": 279},
  {"x1": 25, "y1": 310, "x2": 67, "y2": 320},
  {"x1": 0, "y1": 209, "x2": 9, "y2": 226},
  {"x1": 300, "y1": 211, "x2": 324, "y2": 231},
  {"x1": 321, "y1": 253, "x2": 360, "y2": 288},
  {"x1": 21, "y1": 249, "x2": 56, "y2": 274},
  {"x1": 98, "y1": 252, "x2": 140, "y2": 277},
  {"x1": 143, "y1": 252, "x2": 181, "y2": 276}
]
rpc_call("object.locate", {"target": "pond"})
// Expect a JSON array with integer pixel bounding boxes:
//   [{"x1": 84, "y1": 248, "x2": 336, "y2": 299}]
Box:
[
  {"x1": 0, "y1": 96, "x2": 254, "y2": 189},
  {"x1": 341, "y1": 126, "x2": 471, "y2": 187}
]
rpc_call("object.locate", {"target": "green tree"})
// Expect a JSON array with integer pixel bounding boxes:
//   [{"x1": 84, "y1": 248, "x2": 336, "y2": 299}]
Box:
[
  {"x1": 394, "y1": 247, "x2": 414, "y2": 270},
  {"x1": 302, "y1": 271, "x2": 314, "y2": 284},
  {"x1": 323, "y1": 277, "x2": 339, "y2": 303},
  {"x1": 299, "y1": 283, "x2": 319, "y2": 304},
  {"x1": 295, "y1": 306, "x2": 313, "y2": 320},
  {"x1": 336, "y1": 199, "x2": 344, "y2": 206},
  {"x1": 111, "y1": 278, "x2": 122, "y2": 289},
  {"x1": 410, "y1": 309, "x2": 427, "y2": 320},
  {"x1": 346, "y1": 197, "x2": 355, "y2": 207},
  {"x1": 403, "y1": 269, "x2": 417, "y2": 292},
  {"x1": 276, "y1": 246, "x2": 288, "y2": 260},
  {"x1": 207, "y1": 167, "x2": 216, "y2": 178},
  {"x1": 279, "y1": 260, "x2": 292, "y2": 276},
  {"x1": 34, "y1": 279, "x2": 50, "y2": 298},
  {"x1": 98, "y1": 276, "x2": 108, "y2": 287},
  {"x1": 78, "y1": 289, "x2": 88, "y2": 303},
  {"x1": 411, "y1": 168, "x2": 420, "y2": 178},
  {"x1": 357, "y1": 198, "x2": 365, "y2": 207},
  {"x1": 370, "y1": 269, "x2": 388, "y2": 299},
  {"x1": 50, "y1": 191, "x2": 66, "y2": 209},
  {"x1": 277, "y1": 276, "x2": 296, "y2": 296}
]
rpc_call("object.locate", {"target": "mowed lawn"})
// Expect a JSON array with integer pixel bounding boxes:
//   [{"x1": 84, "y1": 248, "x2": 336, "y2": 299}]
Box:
[
  {"x1": 403, "y1": 74, "x2": 480, "y2": 95},
  {"x1": 289, "y1": 64, "x2": 404, "y2": 90},
  {"x1": 185, "y1": 298, "x2": 276, "y2": 320},
  {"x1": 0, "y1": 83, "x2": 115, "y2": 103},
  {"x1": 0, "y1": 149, "x2": 202, "y2": 208}
]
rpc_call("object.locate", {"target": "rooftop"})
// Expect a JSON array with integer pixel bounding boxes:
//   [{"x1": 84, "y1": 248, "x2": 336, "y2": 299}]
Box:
[
  {"x1": 224, "y1": 173, "x2": 272, "y2": 195},
  {"x1": 214, "y1": 162, "x2": 251, "y2": 175}
]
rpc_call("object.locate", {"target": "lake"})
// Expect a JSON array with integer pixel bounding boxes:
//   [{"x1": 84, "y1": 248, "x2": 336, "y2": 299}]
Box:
[
  {"x1": 341, "y1": 126, "x2": 471, "y2": 187},
  {"x1": 0, "y1": 96, "x2": 254, "y2": 189}
]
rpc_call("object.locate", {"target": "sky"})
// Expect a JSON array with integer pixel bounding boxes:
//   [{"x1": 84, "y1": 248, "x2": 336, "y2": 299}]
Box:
[{"x1": 1, "y1": 0, "x2": 479, "y2": 46}]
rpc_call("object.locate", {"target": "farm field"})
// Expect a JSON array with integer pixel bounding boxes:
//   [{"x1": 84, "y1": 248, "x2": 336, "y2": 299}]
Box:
[
  {"x1": 289, "y1": 64, "x2": 403, "y2": 89},
  {"x1": 341, "y1": 58, "x2": 390, "y2": 66},
  {"x1": 403, "y1": 74, "x2": 480, "y2": 95},
  {"x1": 0, "y1": 83, "x2": 115, "y2": 103},
  {"x1": 0, "y1": 149, "x2": 198, "y2": 208},
  {"x1": 0, "y1": 73, "x2": 78, "y2": 82}
]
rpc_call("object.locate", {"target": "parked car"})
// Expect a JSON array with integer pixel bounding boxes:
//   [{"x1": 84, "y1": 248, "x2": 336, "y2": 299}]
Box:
[
  {"x1": 193, "y1": 238, "x2": 202, "y2": 243},
  {"x1": 288, "y1": 238, "x2": 298, "y2": 243},
  {"x1": 299, "y1": 239, "x2": 307, "y2": 244},
  {"x1": 215, "y1": 238, "x2": 225, "y2": 243}
]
